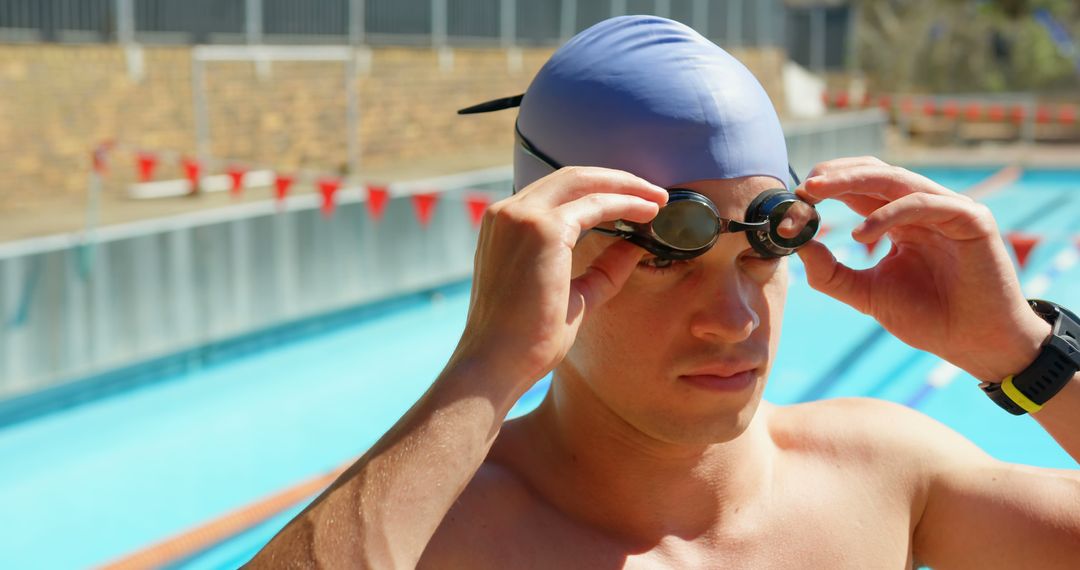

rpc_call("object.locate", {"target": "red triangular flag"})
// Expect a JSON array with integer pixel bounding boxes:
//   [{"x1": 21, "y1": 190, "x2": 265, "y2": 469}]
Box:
[
  {"x1": 91, "y1": 146, "x2": 108, "y2": 174},
  {"x1": 318, "y1": 178, "x2": 341, "y2": 217},
  {"x1": 1006, "y1": 232, "x2": 1040, "y2": 269},
  {"x1": 226, "y1": 166, "x2": 246, "y2": 196},
  {"x1": 864, "y1": 238, "x2": 882, "y2": 256},
  {"x1": 464, "y1": 193, "x2": 489, "y2": 227},
  {"x1": 181, "y1": 158, "x2": 201, "y2": 193},
  {"x1": 136, "y1": 152, "x2": 158, "y2": 182},
  {"x1": 412, "y1": 192, "x2": 439, "y2": 227},
  {"x1": 366, "y1": 185, "x2": 389, "y2": 221},
  {"x1": 274, "y1": 174, "x2": 293, "y2": 202}
]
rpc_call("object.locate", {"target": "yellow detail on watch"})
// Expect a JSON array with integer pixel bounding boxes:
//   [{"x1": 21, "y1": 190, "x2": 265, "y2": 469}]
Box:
[{"x1": 1001, "y1": 375, "x2": 1043, "y2": 414}]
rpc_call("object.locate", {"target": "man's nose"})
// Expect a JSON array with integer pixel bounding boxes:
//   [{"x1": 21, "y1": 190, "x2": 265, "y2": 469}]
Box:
[{"x1": 688, "y1": 276, "x2": 761, "y2": 343}]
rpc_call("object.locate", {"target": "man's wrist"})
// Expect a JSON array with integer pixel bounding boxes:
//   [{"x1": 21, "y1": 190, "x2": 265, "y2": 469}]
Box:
[{"x1": 975, "y1": 310, "x2": 1053, "y2": 384}]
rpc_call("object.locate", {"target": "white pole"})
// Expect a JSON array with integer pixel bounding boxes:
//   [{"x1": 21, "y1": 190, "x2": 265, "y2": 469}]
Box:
[
  {"x1": 501, "y1": 0, "x2": 516, "y2": 47},
  {"x1": 245, "y1": 0, "x2": 263, "y2": 45},
  {"x1": 432, "y1": 0, "x2": 447, "y2": 47},
  {"x1": 349, "y1": 0, "x2": 366, "y2": 45},
  {"x1": 115, "y1": 0, "x2": 134, "y2": 44},
  {"x1": 560, "y1": 0, "x2": 577, "y2": 42}
]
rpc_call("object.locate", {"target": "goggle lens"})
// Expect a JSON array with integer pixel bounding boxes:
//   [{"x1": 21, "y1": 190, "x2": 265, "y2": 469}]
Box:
[
  {"x1": 652, "y1": 199, "x2": 719, "y2": 250},
  {"x1": 768, "y1": 199, "x2": 819, "y2": 248}
]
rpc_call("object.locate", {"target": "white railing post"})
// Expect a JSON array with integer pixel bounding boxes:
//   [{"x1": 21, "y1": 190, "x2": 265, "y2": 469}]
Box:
[
  {"x1": 560, "y1": 0, "x2": 577, "y2": 42},
  {"x1": 115, "y1": 0, "x2": 134, "y2": 44},
  {"x1": 349, "y1": 0, "x2": 366, "y2": 45},
  {"x1": 245, "y1": 0, "x2": 263, "y2": 44},
  {"x1": 432, "y1": 0, "x2": 447, "y2": 47},
  {"x1": 500, "y1": 0, "x2": 516, "y2": 47}
]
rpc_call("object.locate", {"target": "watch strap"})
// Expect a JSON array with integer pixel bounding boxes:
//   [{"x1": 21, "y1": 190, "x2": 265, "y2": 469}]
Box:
[{"x1": 980, "y1": 300, "x2": 1080, "y2": 415}]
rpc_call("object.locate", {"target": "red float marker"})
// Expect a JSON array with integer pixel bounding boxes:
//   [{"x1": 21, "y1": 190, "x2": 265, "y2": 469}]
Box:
[
  {"x1": 1009, "y1": 105, "x2": 1026, "y2": 124},
  {"x1": 411, "y1": 192, "x2": 439, "y2": 228},
  {"x1": 464, "y1": 193, "x2": 490, "y2": 228},
  {"x1": 273, "y1": 174, "x2": 293, "y2": 203},
  {"x1": 317, "y1": 178, "x2": 341, "y2": 217},
  {"x1": 987, "y1": 104, "x2": 1006, "y2": 122},
  {"x1": 876, "y1": 94, "x2": 891, "y2": 111},
  {"x1": 181, "y1": 157, "x2": 201, "y2": 193},
  {"x1": 921, "y1": 99, "x2": 936, "y2": 116},
  {"x1": 816, "y1": 224, "x2": 831, "y2": 240},
  {"x1": 366, "y1": 185, "x2": 389, "y2": 221},
  {"x1": 226, "y1": 166, "x2": 246, "y2": 197},
  {"x1": 834, "y1": 91, "x2": 850, "y2": 109},
  {"x1": 1060, "y1": 105, "x2": 1077, "y2": 125},
  {"x1": 136, "y1": 152, "x2": 158, "y2": 182},
  {"x1": 963, "y1": 102, "x2": 982, "y2": 121},
  {"x1": 91, "y1": 146, "x2": 108, "y2": 174},
  {"x1": 941, "y1": 100, "x2": 959, "y2": 119},
  {"x1": 864, "y1": 238, "x2": 882, "y2": 256},
  {"x1": 1006, "y1": 232, "x2": 1040, "y2": 269},
  {"x1": 1035, "y1": 105, "x2": 1054, "y2": 124}
]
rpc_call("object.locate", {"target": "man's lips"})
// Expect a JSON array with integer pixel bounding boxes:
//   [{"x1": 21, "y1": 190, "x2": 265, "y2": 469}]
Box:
[{"x1": 678, "y1": 364, "x2": 760, "y2": 392}]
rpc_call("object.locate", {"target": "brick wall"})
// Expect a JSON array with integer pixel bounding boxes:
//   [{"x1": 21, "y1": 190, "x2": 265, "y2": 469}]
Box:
[{"x1": 0, "y1": 44, "x2": 785, "y2": 212}]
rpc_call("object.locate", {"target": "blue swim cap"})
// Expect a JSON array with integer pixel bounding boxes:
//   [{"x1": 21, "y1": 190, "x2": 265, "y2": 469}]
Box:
[{"x1": 514, "y1": 15, "x2": 790, "y2": 191}]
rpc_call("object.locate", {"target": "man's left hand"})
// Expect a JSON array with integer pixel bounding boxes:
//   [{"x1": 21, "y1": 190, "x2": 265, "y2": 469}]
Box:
[{"x1": 795, "y1": 156, "x2": 1051, "y2": 383}]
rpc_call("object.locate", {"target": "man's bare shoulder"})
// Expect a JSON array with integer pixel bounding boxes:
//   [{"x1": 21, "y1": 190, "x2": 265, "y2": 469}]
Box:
[{"x1": 768, "y1": 396, "x2": 991, "y2": 465}]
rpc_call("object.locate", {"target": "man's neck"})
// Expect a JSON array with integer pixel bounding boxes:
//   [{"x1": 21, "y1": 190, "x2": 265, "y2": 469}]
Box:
[{"x1": 516, "y1": 369, "x2": 776, "y2": 547}]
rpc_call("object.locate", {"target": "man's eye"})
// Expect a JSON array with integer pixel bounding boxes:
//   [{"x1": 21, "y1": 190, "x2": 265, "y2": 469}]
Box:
[{"x1": 637, "y1": 256, "x2": 684, "y2": 272}]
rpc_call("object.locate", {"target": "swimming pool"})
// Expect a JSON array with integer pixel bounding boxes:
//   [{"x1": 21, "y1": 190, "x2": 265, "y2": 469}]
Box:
[{"x1": 1, "y1": 168, "x2": 1077, "y2": 568}]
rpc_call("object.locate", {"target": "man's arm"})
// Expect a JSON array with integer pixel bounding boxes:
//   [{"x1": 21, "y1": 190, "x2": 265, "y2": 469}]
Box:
[
  {"x1": 1032, "y1": 372, "x2": 1080, "y2": 464},
  {"x1": 245, "y1": 167, "x2": 668, "y2": 567},
  {"x1": 245, "y1": 358, "x2": 524, "y2": 568},
  {"x1": 902, "y1": 395, "x2": 1080, "y2": 569}
]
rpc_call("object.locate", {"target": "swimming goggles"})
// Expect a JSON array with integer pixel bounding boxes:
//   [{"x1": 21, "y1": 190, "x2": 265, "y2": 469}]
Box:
[
  {"x1": 459, "y1": 95, "x2": 820, "y2": 260},
  {"x1": 513, "y1": 122, "x2": 819, "y2": 260}
]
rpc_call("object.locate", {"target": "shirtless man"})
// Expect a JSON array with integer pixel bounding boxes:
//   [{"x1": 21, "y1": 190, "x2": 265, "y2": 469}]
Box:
[{"x1": 249, "y1": 16, "x2": 1080, "y2": 569}]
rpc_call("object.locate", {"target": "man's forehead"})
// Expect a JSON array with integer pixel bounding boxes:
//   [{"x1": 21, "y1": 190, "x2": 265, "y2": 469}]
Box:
[{"x1": 672, "y1": 176, "x2": 784, "y2": 216}]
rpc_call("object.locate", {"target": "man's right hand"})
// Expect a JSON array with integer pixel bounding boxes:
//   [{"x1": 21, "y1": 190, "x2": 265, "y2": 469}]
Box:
[{"x1": 451, "y1": 166, "x2": 668, "y2": 392}]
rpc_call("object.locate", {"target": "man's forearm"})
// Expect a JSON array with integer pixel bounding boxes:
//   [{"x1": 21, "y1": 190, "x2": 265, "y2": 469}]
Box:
[
  {"x1": 246, "y1": 357, "x2": 527, "y2": 568},
  {"x1": 1034, "y1": 373, "x2": 1080, "y2": 465}
]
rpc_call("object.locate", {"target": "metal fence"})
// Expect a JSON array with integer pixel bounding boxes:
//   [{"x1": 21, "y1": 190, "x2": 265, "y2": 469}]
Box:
[
  {"x1": 0, "y1": 0, "x2": 792, "y2": 47},
  {"x1": 0, "y1": 112, "x2": 885, "y2": 409}
]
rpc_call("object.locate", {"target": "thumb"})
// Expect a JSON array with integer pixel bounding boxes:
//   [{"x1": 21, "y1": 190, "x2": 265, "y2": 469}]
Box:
[
  {"x1": 796, "y1": 240, "x2": 870, "y2": 314},
  {"x1": 570, "y1": 239, "x2": 643, "y2": 318}
]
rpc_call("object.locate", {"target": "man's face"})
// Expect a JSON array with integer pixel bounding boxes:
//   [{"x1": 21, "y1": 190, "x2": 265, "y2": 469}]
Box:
[{"x1": 560, "y1": 176, "x2": 788, "y2": 445}]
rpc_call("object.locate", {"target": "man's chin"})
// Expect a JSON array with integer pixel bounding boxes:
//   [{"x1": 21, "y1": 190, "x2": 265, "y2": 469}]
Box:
[{"x1": 635, "y1": 399, "x2": 764, "y2": 446}]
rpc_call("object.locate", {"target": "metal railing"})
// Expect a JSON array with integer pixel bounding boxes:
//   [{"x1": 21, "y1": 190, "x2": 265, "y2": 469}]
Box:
[{"x1": 0, "y1": 0, "x2": 790, "y2": 47}]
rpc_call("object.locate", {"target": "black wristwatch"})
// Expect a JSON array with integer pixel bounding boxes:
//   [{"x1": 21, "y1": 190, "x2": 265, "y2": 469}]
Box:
[{"x1": 980, "y1": 300, "x2": 1080, "y2": 415}]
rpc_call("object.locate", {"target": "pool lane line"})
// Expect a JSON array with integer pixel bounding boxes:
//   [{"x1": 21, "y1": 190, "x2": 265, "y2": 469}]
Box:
[
  {"x1": 793, "y1": 165, "x2": 1024, "y2": 404},
  {"x1": 99, "y1": 463, "x2": 349, "y2": 570}
]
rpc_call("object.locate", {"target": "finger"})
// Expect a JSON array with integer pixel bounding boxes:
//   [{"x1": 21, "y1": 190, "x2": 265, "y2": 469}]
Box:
[
  {"x1": 805, "y1": 155, "x2": 888, "y2": 180},
  {"x1": 852, "y1": 193, "x2": 996, "y2": 243},
  {"x1": 570, "y1": 239, "x2": 644, "y2": 317},
  {"x1": 796, "y1": 240, "x2": 870, "y2": 314},
  {"x1": 801, "y1": 164, "x2": 955, "y2": 206},
  {"x1": 556, "y1": 193, "x2": 661, "y2": 232},
  {"x1": 521, "y1": 166, "x2": 669, "y2": 209}
]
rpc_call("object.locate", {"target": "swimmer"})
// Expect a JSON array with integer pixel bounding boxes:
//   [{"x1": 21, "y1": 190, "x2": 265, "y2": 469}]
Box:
[{"x1": 249, "y1": 16, "x2": 1080, "y2": 569}]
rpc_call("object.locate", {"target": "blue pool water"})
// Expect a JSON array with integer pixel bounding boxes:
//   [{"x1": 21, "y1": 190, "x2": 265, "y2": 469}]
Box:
[{"x1": 1, "y1": 168, "x2": 1078, "y2": 568}]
